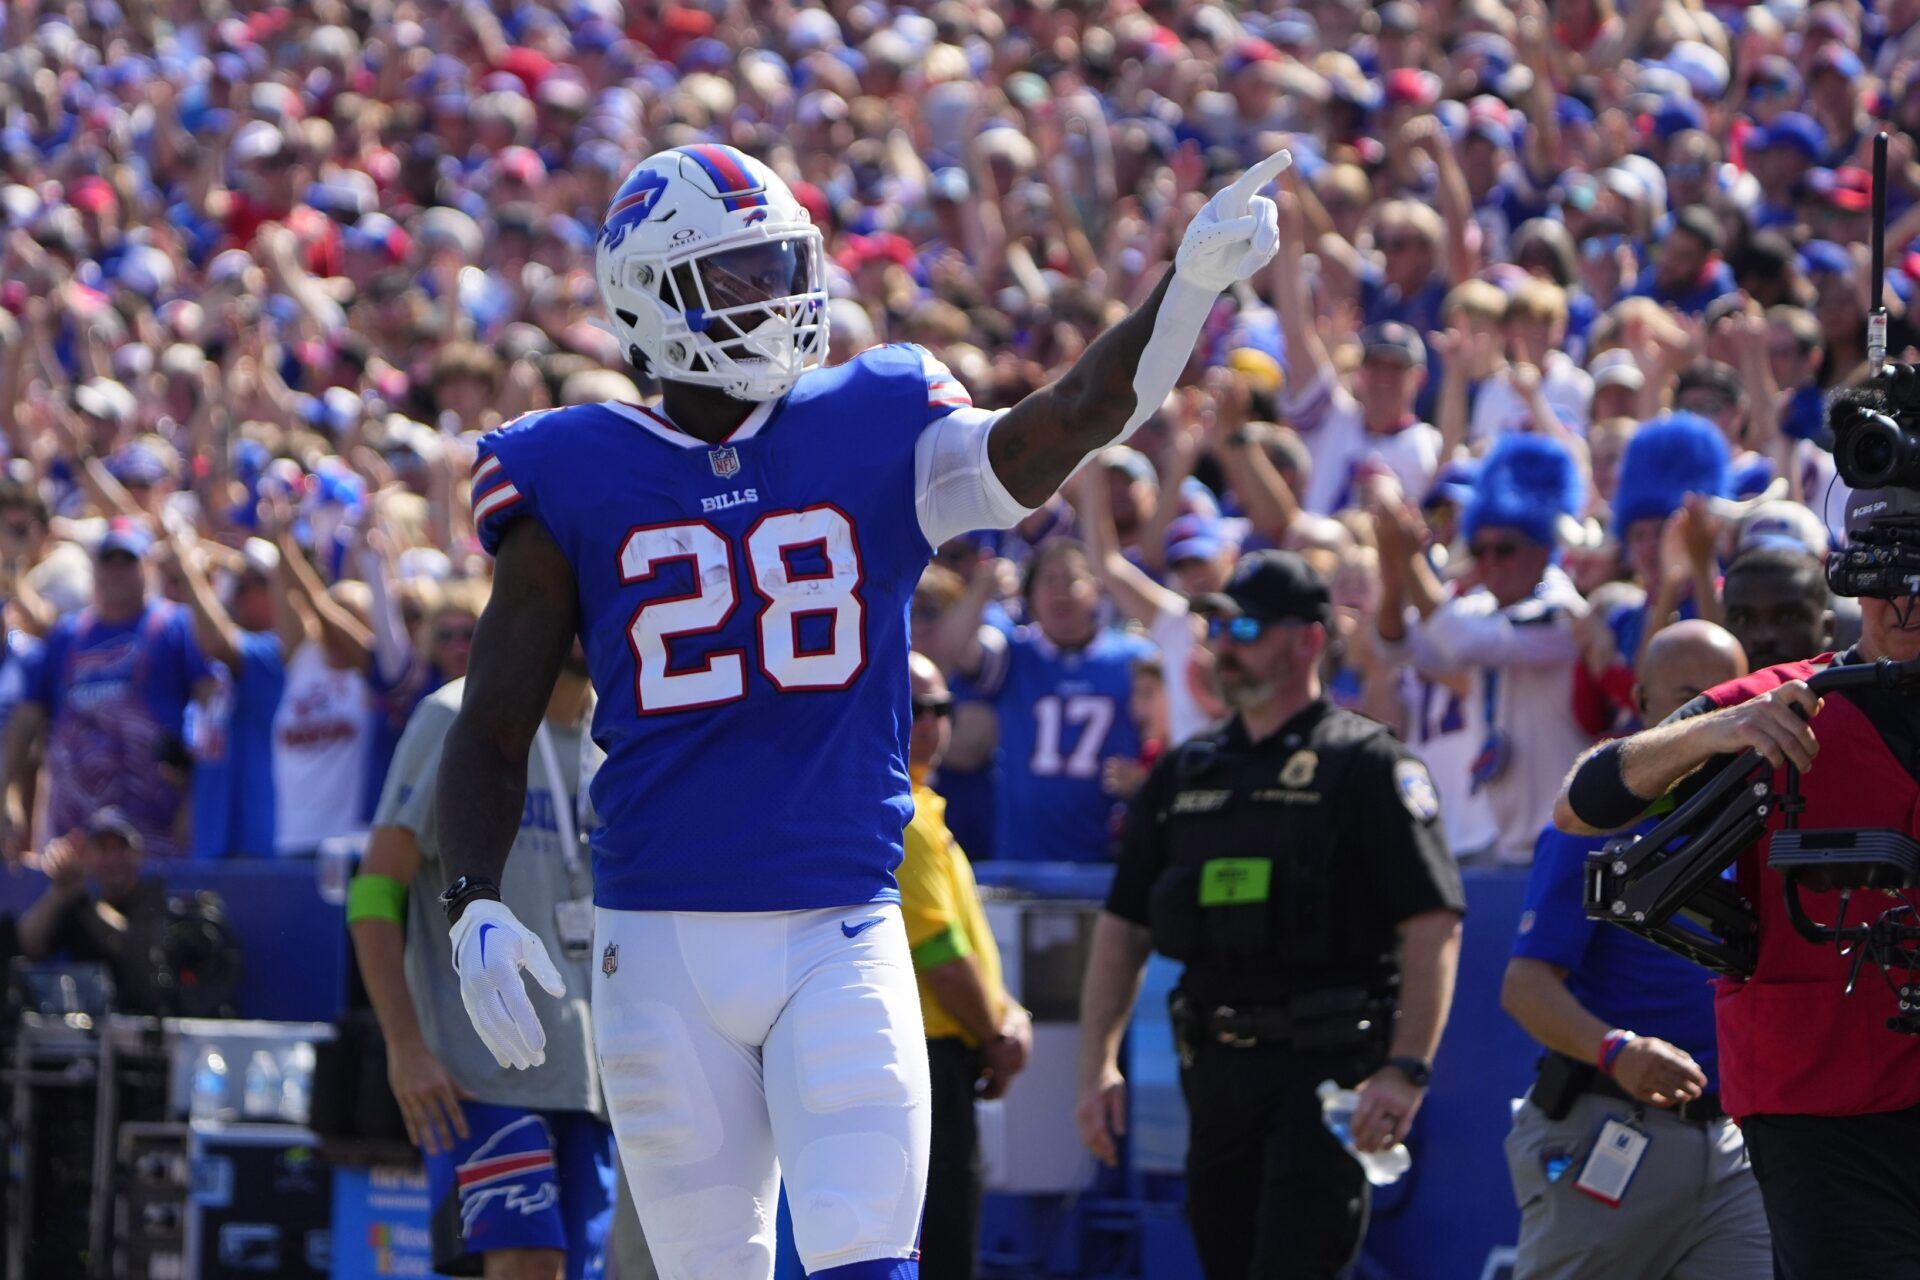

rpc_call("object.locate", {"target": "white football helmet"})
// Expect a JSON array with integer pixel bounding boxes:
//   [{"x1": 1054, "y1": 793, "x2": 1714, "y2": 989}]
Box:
[{"x1": 595, "y1": 144, "x2": 829, "y2": 402}]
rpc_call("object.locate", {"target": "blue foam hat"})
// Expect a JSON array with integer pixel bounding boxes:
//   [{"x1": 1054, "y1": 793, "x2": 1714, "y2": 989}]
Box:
[
  {"x1": 1462, "y1": 434, "x2": 1585, "y2": 548},
  {"x1": 1610, "y1": 411, "x2": 1730, "y2": 539}
]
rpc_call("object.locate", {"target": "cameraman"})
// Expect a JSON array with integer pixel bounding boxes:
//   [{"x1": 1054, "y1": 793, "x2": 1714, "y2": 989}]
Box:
[
  {"x1": 1554, "y1": 485, "x2": 1920, "y2": 1277},
  {"x1": 17, "y1": 807, "x2": 176, "y2": 1014}
]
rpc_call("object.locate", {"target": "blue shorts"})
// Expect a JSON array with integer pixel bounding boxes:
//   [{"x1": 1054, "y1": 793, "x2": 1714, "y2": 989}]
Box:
[{"x1": 424, "y1": 1101, "x2": 616, "y2": 1280}]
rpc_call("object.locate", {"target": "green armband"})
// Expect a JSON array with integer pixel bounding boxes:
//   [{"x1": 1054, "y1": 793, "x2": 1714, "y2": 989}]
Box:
[
  {"x1": 346, "y1": 873, "x2": 409, "y2": 925},
  {"x1": 911, "y1": 924, "x2": 973, "y2": 972}
]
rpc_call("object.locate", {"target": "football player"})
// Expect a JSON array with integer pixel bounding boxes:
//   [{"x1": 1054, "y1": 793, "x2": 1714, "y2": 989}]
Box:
[{"x1": 435, "y1": 141, "x2": 1290, "y2": 1280}]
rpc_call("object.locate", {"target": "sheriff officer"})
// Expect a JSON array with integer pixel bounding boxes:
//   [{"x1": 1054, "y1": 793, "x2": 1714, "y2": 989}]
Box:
[{"x1": 1075, "y1": 550, "x2": 1466, "y2": 1279}]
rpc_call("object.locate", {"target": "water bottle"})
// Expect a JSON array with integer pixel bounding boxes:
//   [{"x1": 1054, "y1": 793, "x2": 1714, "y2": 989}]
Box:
[
  {"x1": 280, "y1": 1043, "x2": 316, "y2": 1125},
  {"x1": 189, "y1": 1049, "x2": 231, "y2": 1122},
  {"x1": 242, "y1": 1049, "x2": 282, "y2": 1119},
  {"x1": 1316, "y1": 1080, "x2": 1412, "y2": 1186}
]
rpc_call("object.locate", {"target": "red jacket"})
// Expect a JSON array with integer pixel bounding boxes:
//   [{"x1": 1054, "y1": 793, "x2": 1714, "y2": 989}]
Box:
[{"x1": 1699, "y1": 655, "x2": 1920, "y2": 1118}]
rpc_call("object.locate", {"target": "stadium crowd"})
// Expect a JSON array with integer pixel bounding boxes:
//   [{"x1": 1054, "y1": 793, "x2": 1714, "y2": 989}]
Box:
[
  {"x1": 3, "y1": 0, "x2": 1916, "y2": 1273},
  {"x1": 0, "y1": 0, "x2": 1896, "y2": 875}
]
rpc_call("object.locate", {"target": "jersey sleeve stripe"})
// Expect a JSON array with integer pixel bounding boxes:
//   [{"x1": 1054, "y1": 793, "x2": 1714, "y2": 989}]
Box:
[
  {"x1": 473, "y1": 454, "x2": 503, "y2": 486},
  {"x1": 473, "y1": 482, "x2": 523, "y2": 524}
]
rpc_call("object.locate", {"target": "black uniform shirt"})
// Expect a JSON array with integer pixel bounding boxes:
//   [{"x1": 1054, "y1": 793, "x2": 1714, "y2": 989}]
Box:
[{"x1": 1106, "y1": 699, "x2": 1465, "y2": 1004}]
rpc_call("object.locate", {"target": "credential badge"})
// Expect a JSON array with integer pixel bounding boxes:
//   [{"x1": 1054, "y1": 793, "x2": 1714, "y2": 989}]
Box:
[
  {"x1": 602, "y1": 943, "x2": 620, "y2": 977},
  {"x1": 709, "y1": 445, "x2": 741, "y2": 479}
]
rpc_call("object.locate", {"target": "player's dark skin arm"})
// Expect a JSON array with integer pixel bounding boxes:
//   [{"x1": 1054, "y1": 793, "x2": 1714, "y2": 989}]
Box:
[
  {"x1": 434, "y1": 518, "x2": 580, "y2": 907},
  {"x1": 987, "y1": 271, "x2": 1178, "y2": 507}
]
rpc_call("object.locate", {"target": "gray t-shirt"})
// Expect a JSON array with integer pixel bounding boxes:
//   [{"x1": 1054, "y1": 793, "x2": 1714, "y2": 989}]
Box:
[{"x1": 376, "y1": 678, "x2": 603, "y2": 1115}]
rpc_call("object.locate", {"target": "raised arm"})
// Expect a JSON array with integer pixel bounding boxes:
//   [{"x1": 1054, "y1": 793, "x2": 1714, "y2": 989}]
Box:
[
  {"x1": 1407, "y1": 118, "x2": 1478, "y2": 286},
  {"x1": 167, "y1": 532, "x2": 244, "y2": 671},
  {"x1": 1071, "y1": 465, "x2": 1185, "y2": 628},
  {"x1": 275, "y1": 519, "x2": 374, "y2": 667},
  {"x1": 985, "y1": 150, "x2": 1291, "y2": 507}
]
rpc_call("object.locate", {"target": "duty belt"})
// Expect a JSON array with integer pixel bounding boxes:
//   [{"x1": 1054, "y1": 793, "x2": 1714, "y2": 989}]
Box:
[
  {"x1": 1172, "y1": 989, "x2": 1383, "y2": 1055},
  {"x1": 1531, "y1": 1055, "x2": 1728, "y2": 1125}
]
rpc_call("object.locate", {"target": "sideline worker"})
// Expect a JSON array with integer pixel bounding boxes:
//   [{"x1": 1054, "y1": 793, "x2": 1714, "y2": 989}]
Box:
[
  {"x1": 900, "y1": 652, "x2": 1031, "y2": 1280},
  {"x1": 1075, "y1": 550, "x2": 1465, "y2": 1280},
  {"x1": 1503, "y1": 621, "x2": 1771, "y2": 1279}
]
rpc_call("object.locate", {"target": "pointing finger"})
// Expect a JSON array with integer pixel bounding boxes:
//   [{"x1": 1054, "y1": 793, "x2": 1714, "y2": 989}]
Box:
[{"x1": 1217, "y1": 149, "x2": 1293, "y2": 219}]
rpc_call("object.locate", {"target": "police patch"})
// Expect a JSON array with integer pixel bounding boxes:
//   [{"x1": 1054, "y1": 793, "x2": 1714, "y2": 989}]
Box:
[
  {"x1": 1278, "y1": 749, "x2": 1318, "y2": 789},
  {"x1": 1394, "y1": 759, "x2": 1440, "y2": 822}
]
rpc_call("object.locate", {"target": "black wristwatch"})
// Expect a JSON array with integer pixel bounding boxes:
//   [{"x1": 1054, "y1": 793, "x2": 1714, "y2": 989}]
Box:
[
  {"x1": 439, "y1": 875, "x2": 502, "y2": 924},
  {"x1": 1385, "y1": 1055, "x2": 1433, "y2": 1088}
]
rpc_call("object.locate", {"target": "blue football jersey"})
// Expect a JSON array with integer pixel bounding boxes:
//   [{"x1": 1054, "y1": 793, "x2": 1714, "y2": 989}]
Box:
[
  {"x1": 471, "y1": 344, "x2": 975, "y2": 911},
  {"x1": 982, "y1": 626, "x2": 1155, "y2": 862}
]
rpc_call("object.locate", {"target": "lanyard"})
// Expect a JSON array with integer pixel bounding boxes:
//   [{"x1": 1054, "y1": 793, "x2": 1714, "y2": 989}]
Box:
[{"x1": 532, "y1": 720, "x2": 583, "y2": 880}]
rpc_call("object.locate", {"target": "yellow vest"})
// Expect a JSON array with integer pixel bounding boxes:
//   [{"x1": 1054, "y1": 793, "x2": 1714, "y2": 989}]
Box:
[{"x1": 897, "y1": 782, "x2": 1010, "y2": 1045}]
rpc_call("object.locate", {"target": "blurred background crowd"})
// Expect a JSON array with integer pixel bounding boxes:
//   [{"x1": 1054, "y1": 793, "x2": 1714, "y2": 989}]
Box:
[{"x1": 0, "y1": 0, "x2": 1906, "y2": 886}]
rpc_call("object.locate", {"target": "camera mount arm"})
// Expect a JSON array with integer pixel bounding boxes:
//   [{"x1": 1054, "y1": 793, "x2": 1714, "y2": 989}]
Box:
[{"x1": 1583, "y1": 658, "x2": 1920, "y2": 979}]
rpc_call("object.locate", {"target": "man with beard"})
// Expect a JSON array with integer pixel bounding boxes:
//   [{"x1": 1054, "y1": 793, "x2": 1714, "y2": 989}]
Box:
[{"x1": 1074, "y1": 550, "x2": 1465, "y2": 1279}]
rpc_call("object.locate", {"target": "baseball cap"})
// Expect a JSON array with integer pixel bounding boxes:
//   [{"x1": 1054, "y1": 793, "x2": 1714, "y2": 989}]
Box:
[
  {"x1": 72, "y1": 377, "x2": 134, "y2": 424},
  {"x1": 1099, "y1": 445, "x2": 1158, "y2": 485},
  {"x1": 97, "y1": 517, "x2": 152, "y2": 560},
  {"x1": 1747, "y1": 112, "x2": 1827, "y2": 161},
  {"x1": 1799, "y1": 238, "x2": 1854, "y2": 277},
  {"x1": 1652, "y1": 99, "x2": 1705, "y2": 141},
  {"x1": 107, "y1": 442, "x2": 169, "y2": 488},
  {"x1": 1810, "y1": 166, "x2": 1872, "y2": 212},
  {"x1": 1589, "y1": 348, "x2": 1646, "y2": 392},
  {"x1": 1737, "y1": 499, "x2": 1830, "y2": 557},
  {"x1": 1422, "y1": 457, "x2": 1479, "y2": 509},
  {"x1": 66, "y1": 176, "x2": 113, "y2": 214},
  {"x1": 229, "y1": 119, "x2": 285, "y2": 164},
  {"x1": 1194, "y1": 549, "x2": 1331, "y2": 625},
  {"x1": 1556, "y1": 95, "x2": 1596, "y2": 127},
  {"x1": 1465, "y1": 117, "x2": 1515, "y2": 151},
  {"x1": 1660, "y1": 41, "x2": 1729, "y2": 99},
  {"x1": 1165, "y1": 514, "x2": 1228, "y2": 564},
  {"x1": 1359, "y1": 321, "x2": 1427, "y2": 368},
  {"x1": 86, "y1": 805, "x2": 144, "y2": 850},
  {"x1": 1384, "y1": 68, "x2": 1438, "y2": 108},
  {"x1": 1377, "y1": 1, "x2": 1420, "y2": 34}
]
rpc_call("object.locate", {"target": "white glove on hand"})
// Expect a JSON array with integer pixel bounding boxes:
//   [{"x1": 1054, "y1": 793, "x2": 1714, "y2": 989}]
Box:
[
  {"x1": 1174, "y1": 149, "x2": 1292, "y2": 293},
  {"x1": 449, "y1": 898, "x2": 566, "y2": 1070}
]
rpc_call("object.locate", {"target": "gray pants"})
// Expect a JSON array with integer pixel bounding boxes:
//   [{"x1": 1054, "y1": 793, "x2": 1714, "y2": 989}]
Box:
[{"x1": 1505, "y1": 1093, "x2": 1772, "y2": 1280}]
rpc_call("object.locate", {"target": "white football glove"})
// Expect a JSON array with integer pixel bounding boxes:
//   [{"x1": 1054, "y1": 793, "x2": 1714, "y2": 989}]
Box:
[
  {"x1": 1174, "y1": 148, "x2": 1292, "y2": 293},
  {"x1": 449, "y1": 898, "x2": 567, "y2": 1070}
]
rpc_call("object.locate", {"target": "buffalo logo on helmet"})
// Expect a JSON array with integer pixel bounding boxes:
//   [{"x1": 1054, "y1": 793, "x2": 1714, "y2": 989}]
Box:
[{"x1": 600, "y1": 168, "x2": 672, "y2": 251}]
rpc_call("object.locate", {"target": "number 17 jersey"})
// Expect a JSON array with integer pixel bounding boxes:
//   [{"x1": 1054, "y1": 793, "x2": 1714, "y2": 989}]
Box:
[{"x1": 471, "y1": 345, "x2": 973, "y2": 911}]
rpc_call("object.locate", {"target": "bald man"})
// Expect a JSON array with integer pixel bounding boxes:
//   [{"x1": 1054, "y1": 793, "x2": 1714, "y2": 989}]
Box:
[{"x1": 1498, "y1": 620, "x2": 1770, "y2": 1280}]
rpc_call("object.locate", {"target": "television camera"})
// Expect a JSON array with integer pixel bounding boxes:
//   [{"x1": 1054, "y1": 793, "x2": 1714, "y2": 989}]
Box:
[{"x1": 1583, "y1": 133, "x2": 1920, "y2": 1034}]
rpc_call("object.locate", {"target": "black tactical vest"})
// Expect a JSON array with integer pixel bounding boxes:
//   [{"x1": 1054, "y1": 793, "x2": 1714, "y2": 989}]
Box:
[{"x1": 1146, "y1": 708, "x2": 1399, "y2": 1007}]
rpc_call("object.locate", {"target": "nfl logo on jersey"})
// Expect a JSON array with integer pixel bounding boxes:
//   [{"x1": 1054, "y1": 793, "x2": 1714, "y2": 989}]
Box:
[{"x1": 709, "y1": 446, "x2": 741, "y2": 479}]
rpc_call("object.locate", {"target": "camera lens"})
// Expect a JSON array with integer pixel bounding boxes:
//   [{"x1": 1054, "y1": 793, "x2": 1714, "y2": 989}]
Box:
[{"x1": 1837, "y1": 412, "x2": 1920, "y2": 489}]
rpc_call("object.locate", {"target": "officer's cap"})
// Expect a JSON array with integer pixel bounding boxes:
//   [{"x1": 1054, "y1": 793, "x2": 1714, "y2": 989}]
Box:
[{"x1": 1193, "y1": 549, "x2": 1331, "y2": 626}]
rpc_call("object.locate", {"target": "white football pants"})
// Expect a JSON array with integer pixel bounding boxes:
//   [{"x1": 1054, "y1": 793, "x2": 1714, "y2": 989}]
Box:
[{"x1": 591, "y1": 904, "x2": 931, "y2": 1280}]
